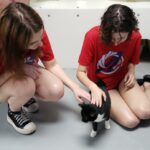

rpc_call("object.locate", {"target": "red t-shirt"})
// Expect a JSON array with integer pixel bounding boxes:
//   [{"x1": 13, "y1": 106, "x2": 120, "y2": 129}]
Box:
[
  {"x1": 24, "y1": 30, "x2": 54, "y2": 65},
  {"x1": 78, "y1": 26, "x2": 141, "y2": 90},
  {"x1": 0, "y1": 30, "x2": 54, "y2": 73},
  {"x1": 40, "y1": 30, "x2": 54, "y2": 61}
]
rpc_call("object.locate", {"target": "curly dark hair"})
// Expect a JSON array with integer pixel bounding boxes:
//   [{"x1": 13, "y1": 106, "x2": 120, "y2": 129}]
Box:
[{"x1": 100, "y1": 4, "x2": 139, "y2": 44}]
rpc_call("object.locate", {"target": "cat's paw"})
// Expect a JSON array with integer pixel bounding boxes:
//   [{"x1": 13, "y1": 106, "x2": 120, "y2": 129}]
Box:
[
  {"x1": 90, "y1": 130, "x2": 97, "y2": 137},
  {"x1": 105, "y1": 121, "x2": 111, "y2": 129},
  {"x1": 105, "y1": 124, "x2": 111, "y2": 129}
]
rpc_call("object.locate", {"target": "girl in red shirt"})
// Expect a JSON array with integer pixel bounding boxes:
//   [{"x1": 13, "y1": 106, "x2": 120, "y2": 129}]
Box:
[
  {"x1": 77, "y1": 4, "x2": 150, "y2": 128},
  {"x1": 0, "y1": 2, "x2": 90, "y2": 134}
]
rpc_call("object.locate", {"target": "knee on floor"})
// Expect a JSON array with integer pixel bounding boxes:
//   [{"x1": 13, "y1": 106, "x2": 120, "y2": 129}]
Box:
[
  {"x1": 143, "y1": 82, "x2": 150, "y2": 89},
  {"x1": 121, "y1": 117, "x2": 140, "y2": 129},
  {"x1": 136, "y1": 108, "x2": 150, "y2": 120}
]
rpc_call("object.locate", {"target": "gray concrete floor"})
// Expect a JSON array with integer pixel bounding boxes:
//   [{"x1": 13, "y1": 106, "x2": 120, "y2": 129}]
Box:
[{"x1": 0, "y1": 62, "x2": 150, "y2": 150}]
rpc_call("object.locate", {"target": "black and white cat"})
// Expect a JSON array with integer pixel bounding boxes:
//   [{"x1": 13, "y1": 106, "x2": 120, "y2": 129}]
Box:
[{"x1": 79, "y1": 80, "x2": 111, "y2": 137}]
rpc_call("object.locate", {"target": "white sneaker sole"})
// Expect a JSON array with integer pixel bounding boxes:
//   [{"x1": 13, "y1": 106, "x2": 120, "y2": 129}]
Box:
[{"x1": 7, "y1": 115, "x2": 36, "y2": 135}]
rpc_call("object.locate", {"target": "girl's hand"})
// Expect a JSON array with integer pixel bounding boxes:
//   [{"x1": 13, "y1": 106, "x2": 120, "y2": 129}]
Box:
[
  {"x1": 124, "y1": 72, "x2": 135, "y2": 89},
  {"x1": 72, "y1": 86, "x2": 91, "y2": 103},
  {"x1": 23, "y1": 64, "x2": 41, "y2": 80},
  {"x1": 90, "y1": 85, "x2": 106, "y2": 107}
]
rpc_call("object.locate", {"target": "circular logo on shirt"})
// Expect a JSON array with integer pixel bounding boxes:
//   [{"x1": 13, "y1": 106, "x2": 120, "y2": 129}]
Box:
[{"x1": 96, "y1": 51, "x2": 124, "y2": 75}]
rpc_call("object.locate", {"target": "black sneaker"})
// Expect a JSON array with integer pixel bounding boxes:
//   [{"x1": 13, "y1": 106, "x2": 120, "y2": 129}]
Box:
[
  {"x1": 137, "y1": 78, "x2": 144, "y2": 86},
  {"x1": 22, "y1": 98, "x2": 39, "y2": 113},
  {"x1": 7, "y1": 107, "x2": 36, "y2": 134},
  {"x1": 143, "y1": 74, "x2": 150, "y2": 82}
]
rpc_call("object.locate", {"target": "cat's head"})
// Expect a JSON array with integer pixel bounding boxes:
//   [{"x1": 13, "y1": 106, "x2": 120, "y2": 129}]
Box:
[{"x1": 79, "y1": 103, "x2": 99, "y2": 122}]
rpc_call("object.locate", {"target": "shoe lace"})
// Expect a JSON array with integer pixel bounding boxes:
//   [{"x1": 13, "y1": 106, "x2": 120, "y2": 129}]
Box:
[{"x1": 13, "y1": 110, "x2": 31, "y2": 126}]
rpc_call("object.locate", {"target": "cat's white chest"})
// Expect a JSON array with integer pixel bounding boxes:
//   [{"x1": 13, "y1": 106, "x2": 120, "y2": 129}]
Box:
[{"x1": 94, "y1": 114, "x2": 104, "y2": 122}]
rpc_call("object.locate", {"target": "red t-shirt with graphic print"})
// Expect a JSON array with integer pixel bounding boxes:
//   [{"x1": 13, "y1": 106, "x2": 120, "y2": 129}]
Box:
[{"x1": 78, "y1": 26, "x2": 141, "y2": 90}]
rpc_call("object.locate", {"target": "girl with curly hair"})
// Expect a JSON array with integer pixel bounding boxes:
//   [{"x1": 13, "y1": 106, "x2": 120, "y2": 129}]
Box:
[{"x1": 77, "y1": 4, "x2": 150, "y2": 128}]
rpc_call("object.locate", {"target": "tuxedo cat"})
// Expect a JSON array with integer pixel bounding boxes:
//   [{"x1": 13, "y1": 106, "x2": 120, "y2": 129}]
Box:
[{"x1": 79, "y1": 80, "x2": 111, "y2": 137}]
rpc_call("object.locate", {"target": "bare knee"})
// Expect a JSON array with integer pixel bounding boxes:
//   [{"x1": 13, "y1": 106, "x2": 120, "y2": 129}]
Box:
[
  {"x1": 121, "y1": 116, "x2": 140, "y2": 129},
  {"x1": 47, "y1": 83, "x2": 64, "y2": 101},
  {"x1": 111, "y1": 113, "x2": 140, "y2": 129},
  {"x1": 143, "y1": 82, "x2": 150, "y2": 89},
  {"x1": 135, "y1": 107, "x2": 150, "y2": 120},
  {"x1": 37, "y1": 82, "x2": 64, "y2": 101}
]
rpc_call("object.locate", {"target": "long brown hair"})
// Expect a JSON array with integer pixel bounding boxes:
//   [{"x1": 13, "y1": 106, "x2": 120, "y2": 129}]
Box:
[{"x1": 0, "y1": 2, "x2": 43, "y2": 75}]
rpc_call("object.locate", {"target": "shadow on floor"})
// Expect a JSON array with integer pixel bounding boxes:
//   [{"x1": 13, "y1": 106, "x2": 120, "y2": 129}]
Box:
[{"x1": 31, "y1": 100, "x2": 79, "y2": 123}]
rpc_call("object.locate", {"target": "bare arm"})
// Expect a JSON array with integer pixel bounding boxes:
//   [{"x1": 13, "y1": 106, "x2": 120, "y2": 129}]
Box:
[
  {"x1": 128, "y1": 63, "x2": 135, "y2": 74},
  {"x1": 41, "y1": 59, "x2": 91, "y2": 103},
  {"x1": 124, "y1": 63, "x2": 136, "y2": 88},
  {"x1": 76, "y1": 65, "x2": 106, "y2": 107}
]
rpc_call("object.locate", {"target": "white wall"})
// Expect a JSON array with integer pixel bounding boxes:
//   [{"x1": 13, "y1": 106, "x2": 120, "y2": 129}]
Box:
[
  {"x1": 34, "y1": 1, "x2": 150, "y2": 68},
  {"x1": 36, "y1": 9, "x2": 103, "y2": 68}
]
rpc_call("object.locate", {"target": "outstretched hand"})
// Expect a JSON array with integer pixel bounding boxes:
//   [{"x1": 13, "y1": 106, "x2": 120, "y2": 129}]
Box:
[{"x1": 72, "y1": 86, "x2": 91, "y2": 103}]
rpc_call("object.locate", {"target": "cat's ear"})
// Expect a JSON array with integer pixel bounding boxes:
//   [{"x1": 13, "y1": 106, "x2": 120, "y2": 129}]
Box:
[{"x1": 79, "y1": 103, "x2": 84, "y2": 108}]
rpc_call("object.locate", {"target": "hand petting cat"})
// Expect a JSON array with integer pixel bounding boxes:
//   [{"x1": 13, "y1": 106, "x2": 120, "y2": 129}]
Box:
[
  {"x1": 79, "y1": 80, "x2": 111, "y2": 137},
  {"x1": 90, "y1": 84, "x2": 106, "y2": 107}
]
